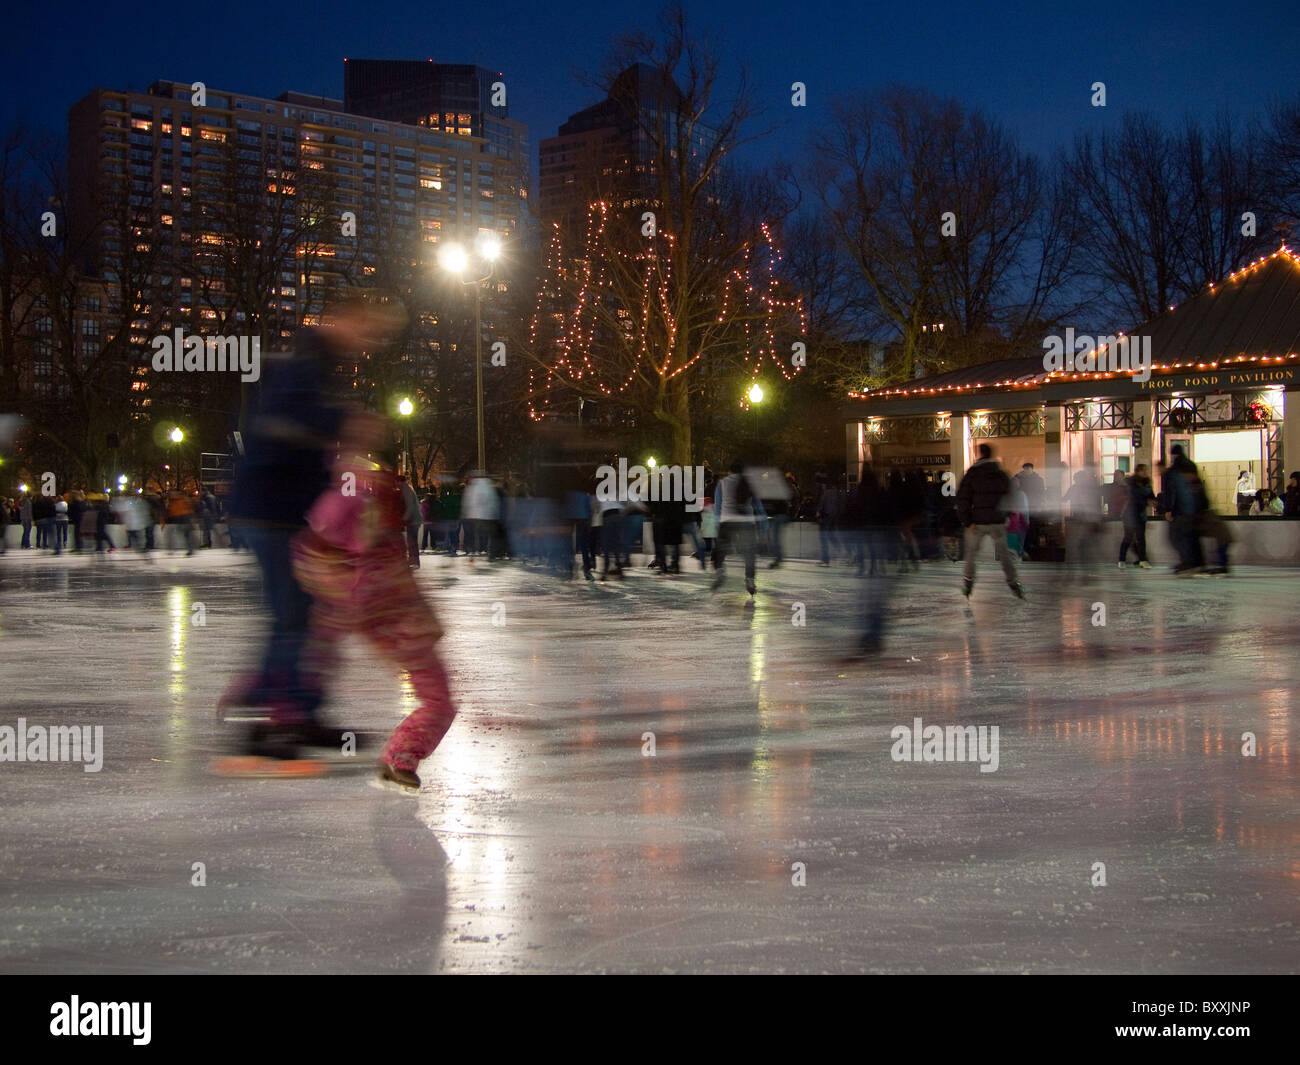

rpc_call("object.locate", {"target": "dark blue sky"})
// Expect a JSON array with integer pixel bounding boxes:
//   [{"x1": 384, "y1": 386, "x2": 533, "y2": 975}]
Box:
[{"x1": 4, "y1": 0, "x2": 1298, "y2": 169}]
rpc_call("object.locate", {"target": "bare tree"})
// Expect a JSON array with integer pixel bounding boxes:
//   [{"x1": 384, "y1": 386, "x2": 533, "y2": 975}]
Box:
[
  {"x1": 0, "y1": 127, "x2": 47, "y2": 411},
  {"x1": 527, "y1": 4, "x2": 802, "y2": 464},
  {"x1": 813, "y1": 87, "x2": 1075, "y2": 382},
  {"x1": 1258, "y1": 96, "x2": 1300, "y2": 245},
  {"x1": 1177, "y1": 113, "x2": 1266, "y2": 294}
]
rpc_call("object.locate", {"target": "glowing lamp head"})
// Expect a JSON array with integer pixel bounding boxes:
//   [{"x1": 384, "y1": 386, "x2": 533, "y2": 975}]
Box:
[
  {"x1": 747, "y1": 383, "x2": 764, "y2": 404},
  {"x1": 647, "y1": 457, "x2": 657, "y2": 469},
  {"x1": 478, "y1": 236, "x2": 501, "y2": 262},
  {"x1": 169, "y1": 427, "x2": 184, "y2": 443},
  {"x1": 398, "y1": 397, "x2": 414, "y2": 417},
  {"x1": 118, "y1": 474, "x2": 128, "y2": 485},
  {"x1": 440, "y1": 244, "x2": 468, "y2": 274}
]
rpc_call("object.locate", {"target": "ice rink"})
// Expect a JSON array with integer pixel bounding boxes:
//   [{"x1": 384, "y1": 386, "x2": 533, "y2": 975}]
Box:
[{"x1": 0, "y1": 548, "x2": 1296, "y2": 973}]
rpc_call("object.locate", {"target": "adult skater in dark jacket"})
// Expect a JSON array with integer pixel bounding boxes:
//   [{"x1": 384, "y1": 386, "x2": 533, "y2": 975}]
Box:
[
  {"x1": 1118, "y1": 465, "x2": 1155, "y2": 567},
  {"x1": 956, "y1": 444, "x2": 1025, "y2": 600},
  {"x1": 851, "y1": 464, "x2": 898, "y2": 655},
  {"x1": 1164, "y1": 445, "x2": 1206, "y2": 573},
  {"x1": 222, "y1": 299, "x2": 398, "y2": 749}
]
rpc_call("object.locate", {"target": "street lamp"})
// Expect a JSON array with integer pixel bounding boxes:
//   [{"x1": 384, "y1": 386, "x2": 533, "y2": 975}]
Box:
[
  {"x1": 169, "y1": 427, "x2": 184, "y2": 489},
  {"x1": 397, "y1": 396, "x2": 415, "y2": 483},
  {"x1": 748, "y1": 382, "x2": 765, "y2": 404},
  {"x1": 439, "y1": 235, "x2": 501, "y2": 472}
]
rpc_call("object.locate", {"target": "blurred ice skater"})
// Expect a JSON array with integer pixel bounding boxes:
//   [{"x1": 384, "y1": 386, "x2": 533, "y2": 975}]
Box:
[
  {"x1": 293, "y1": 412, "x2": 456, "y2": 790},
  {"x1": 221, "y1": 298, "x2": 399, "y2": 748}
]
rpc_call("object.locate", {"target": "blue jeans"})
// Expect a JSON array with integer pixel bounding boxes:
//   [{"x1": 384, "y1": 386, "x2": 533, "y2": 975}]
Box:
[
  {"x1": 768, "y1": 514, "x2": 788, "y2": 563},
  {"x1": 682, "y1": 520, "x2": 705, "y2": 562},
  {"x1": 574, "y1": 520, "x2": 595, "y2": 572},
  {"x1": 600, "y1": 512, "x2": 624, "y2": 571},
  {"x1": 38, "y1": 517, "x2": 56, "y2": 552},
  {"x1": 819, "y1": 520, "x2": 839, "y2": 563},
  {"x1": 236, "y1": 522, "x2": 321, "y2": 721},
  {"x1": 860, "y1": 528, "x2": 898, "y2": 648},
  {"x1": 713, "y1": 522, "x2": 756, "y2": 580}
]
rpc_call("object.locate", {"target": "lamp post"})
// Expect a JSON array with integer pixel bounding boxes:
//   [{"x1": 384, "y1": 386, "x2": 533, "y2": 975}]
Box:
[
  {"x1": 440, "y1": 236, "x2": 500, "y2": 472},
  {"x1": 398, "y1": 396, "x2": 415, "y2": 484},
  {"x1": 744, "y1": 383, "x2": 767, "y2": 461},
  {"x1": 169, "y1": 427, "x2": 184, "y2": 490}
]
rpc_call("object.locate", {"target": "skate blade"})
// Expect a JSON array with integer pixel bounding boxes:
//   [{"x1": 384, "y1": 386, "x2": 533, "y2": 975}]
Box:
[
  {"x1": 217, "y1": 709, "x2": 275, "y2": 724},
  {"x1": 367, "y1": 775, "x2": 420, "y2": 796},
  {"x1": 210, "y1": 755, "x2": 330, "y2": 778}
]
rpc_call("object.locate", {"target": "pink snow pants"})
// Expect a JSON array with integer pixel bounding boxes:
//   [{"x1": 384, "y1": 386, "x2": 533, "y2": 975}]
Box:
[{"x1": 296, "y1": 540, "x2": 456, "y2": 772}]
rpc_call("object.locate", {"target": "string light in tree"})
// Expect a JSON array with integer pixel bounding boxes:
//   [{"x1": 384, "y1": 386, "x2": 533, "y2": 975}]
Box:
[{"x1": 527, "y1": 202, "x2": 806, "y2": 420}]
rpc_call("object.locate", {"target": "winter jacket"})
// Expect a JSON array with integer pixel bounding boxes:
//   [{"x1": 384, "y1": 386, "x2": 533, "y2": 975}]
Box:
[
  {"x1": 228, "y1": 328, "x2": 348, "y2": 526},
  {"x1": 400, "y1": 481, "x2": 421, "y2": 526},
  {"x1": 1165, "y1": 456, "x2": 1207, "y2": 517},
  {"x1": 462, "y1": 477, "x2": 500, "y2": 522},
  {"x1": 956, "y1": 458, "x2": 1011, "y2": 526},
  {"x1": 1014, "y1": 469, "x2": 1046, "y2": 509},
  {"x1": 1122, "y1": 475, "x2": 1155, "y2": 526},
  {"x1": 717, "y1": 473, "x2": 755, "y2": 523}
]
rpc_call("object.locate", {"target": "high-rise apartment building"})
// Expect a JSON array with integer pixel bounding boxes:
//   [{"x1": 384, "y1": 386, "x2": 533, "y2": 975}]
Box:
[
  {"x1": 538, "y1": 64, "x2": 669, "y2": 238},
  {"x1": 342, "y1": 59, "x2": 526, "y2": 166},
  {"x1": 67, "y1": 74, "x2": 529, "y2": 400}
]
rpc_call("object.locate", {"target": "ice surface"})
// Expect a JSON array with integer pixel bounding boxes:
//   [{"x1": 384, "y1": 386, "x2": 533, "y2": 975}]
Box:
[{"x1": 0, "y1": 549, "x2": 1296, "y2": 973}]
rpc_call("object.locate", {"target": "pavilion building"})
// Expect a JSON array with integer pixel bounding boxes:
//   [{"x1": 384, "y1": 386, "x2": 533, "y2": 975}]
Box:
[{"x1": 844, "y1": 247, "x2": 1300, "y2": 516}]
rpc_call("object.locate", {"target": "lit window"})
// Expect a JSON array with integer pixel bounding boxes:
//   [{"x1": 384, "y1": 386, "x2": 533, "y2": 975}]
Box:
[
  {"x1": 160, "y1": 214, "x2": 173, "y2": 225},
  {"x1": 180, "y1": 126, "x2": 192, "y2": 137},
  {"x1": 131, "y1": 118, "x2": 153, "y2": 132}
]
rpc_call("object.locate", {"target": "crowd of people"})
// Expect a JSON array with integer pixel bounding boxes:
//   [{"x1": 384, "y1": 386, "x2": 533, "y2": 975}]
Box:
[
  {"x1": 7, "y1": 295, "x2": 1300, "y2": 781},
  {"x1": 0, "y1": 486, "x2": 234, "y2": 556}
]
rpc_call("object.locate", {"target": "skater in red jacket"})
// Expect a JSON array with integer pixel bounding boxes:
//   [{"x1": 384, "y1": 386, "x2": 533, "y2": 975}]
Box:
[{"x1": 293, "y1": 412, "x2": 457, "y2": 790}]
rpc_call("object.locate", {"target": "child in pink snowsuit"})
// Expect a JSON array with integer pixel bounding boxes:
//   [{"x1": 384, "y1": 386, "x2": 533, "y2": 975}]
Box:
[{"x1": 292, "y1": 414, "x2": 455, "y2": 788}]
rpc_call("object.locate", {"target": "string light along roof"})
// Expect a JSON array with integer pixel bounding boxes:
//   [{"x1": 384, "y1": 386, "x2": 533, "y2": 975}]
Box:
[{"x1": 848, "y1": 247, "x2": 1300, "y2": 402}]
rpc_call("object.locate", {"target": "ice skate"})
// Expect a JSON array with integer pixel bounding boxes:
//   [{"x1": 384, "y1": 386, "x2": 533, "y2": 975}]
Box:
[{"x1": 368, "y1": 763, "x2": 421, "y2": 795}]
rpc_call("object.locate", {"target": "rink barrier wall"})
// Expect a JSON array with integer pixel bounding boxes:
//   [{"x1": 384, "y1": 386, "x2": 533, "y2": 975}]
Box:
[{"x1": 641, "y1": 519, "x2": 1300, "y2": 567}]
